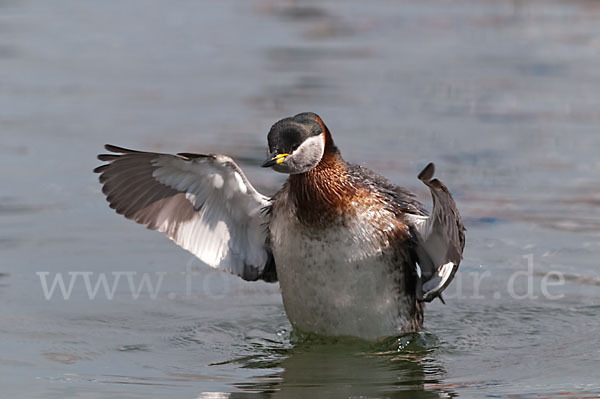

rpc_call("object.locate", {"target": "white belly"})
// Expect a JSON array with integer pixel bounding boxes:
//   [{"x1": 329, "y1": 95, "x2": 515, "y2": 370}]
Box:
[{"x1": 270, "y1": 205, "x2": 417, "y2": 340}]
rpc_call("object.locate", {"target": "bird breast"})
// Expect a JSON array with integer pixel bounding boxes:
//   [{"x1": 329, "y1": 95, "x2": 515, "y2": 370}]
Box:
[{"x1": 268, "y1": 189, "x2": 415, "y2": 339}]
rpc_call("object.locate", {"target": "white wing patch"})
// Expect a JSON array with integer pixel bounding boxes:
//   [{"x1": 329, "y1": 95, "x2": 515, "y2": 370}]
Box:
[
  {"x1": 95, "y1": 145, "x2": 274, "y2": 281},
  {"x1": 421, "y1": 262, "x2": 456, "y2": 300}
]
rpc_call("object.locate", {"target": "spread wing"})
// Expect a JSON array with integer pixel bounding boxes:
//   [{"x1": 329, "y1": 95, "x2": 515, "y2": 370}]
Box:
[
  {"x1": 94, "y1": 145, "x2": 277, "y2": 282},
  {"x1": 406, "y1": 163, "x2": 465, "y2": 302}
]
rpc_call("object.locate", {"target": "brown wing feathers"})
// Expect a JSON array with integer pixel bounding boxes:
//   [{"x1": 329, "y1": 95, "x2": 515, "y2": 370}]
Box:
[
  {"x1": 418, "y1": 162, "x2": 466, "y2": 263},
  {"x1": 94, "y1": 145, "x2": 196, "y2": 229}
]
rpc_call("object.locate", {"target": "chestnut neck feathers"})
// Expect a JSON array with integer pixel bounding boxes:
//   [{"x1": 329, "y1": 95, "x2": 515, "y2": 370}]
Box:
[{"x1": 287, "y1": 128, "x2": 358, "y2": 225}]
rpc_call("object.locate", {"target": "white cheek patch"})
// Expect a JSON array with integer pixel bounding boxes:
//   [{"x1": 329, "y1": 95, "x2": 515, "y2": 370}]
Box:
[
  {"x1": 290, "y1": 134, "x2": 325, "y2": 172},
  {"x1": 271, "y1": 133, "x2": 325, "y2": 174},
  {"x1": 295, "y1": 133, "x2": 325, "y2": 155}
]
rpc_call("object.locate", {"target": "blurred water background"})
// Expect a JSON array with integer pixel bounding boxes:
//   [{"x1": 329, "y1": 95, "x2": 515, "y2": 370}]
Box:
[{"x1": 1, "y1": 0, "x2": 599, "y2": 397}]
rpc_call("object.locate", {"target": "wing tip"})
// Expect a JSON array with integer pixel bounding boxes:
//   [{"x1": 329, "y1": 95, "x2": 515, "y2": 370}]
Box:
[
  {"x1": 95, "y1": 144, "x2": 145, "y2": 173},
  {"x1": 176, "y1": 152, "x2": 215, "y2": 161},
  {"x1": 97, "y1": 154, "x2": 120, "y2": 162},
  {"x1": 438, "y1": 293, "x2": 446, "y2": 304},
  {"x1": 418, "y1": 162, "x2": 435, "y2": 182},
  {"x1": 93, "y1": 164, "x2": 109, "y2": 174},
  {"x1": 104, "y1": 144, "x2": 141, "y2": 154}
]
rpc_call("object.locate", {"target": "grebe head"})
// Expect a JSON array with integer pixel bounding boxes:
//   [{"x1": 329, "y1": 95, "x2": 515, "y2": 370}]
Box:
[{"x1": 261, "y1": 112, "x2": 328, "y2": 174}]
